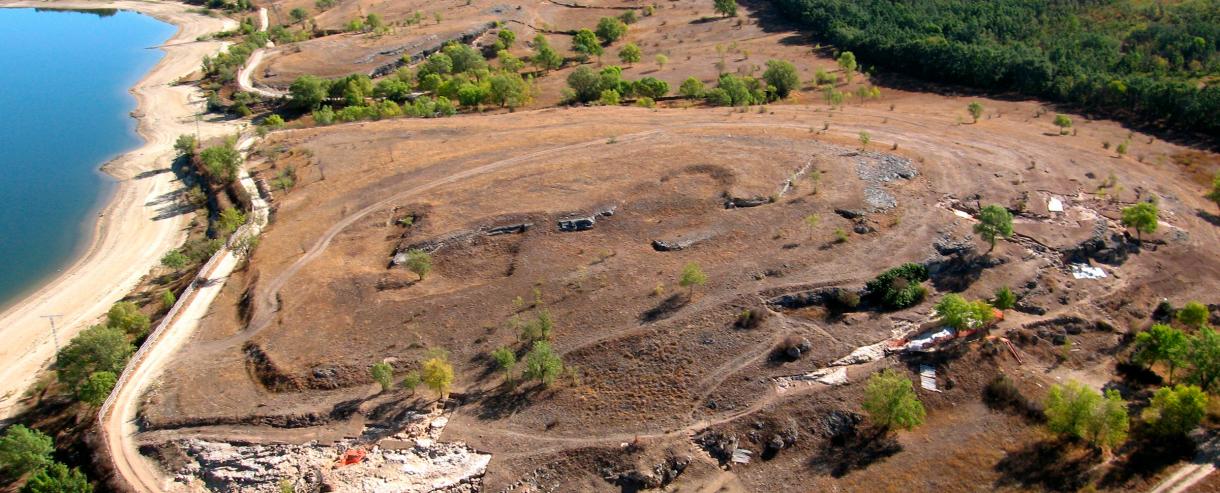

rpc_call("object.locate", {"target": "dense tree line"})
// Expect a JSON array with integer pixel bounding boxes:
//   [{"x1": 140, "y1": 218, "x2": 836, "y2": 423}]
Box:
[{"x1": 769, "y1": 0, "x2": 1220, "y2": 137}]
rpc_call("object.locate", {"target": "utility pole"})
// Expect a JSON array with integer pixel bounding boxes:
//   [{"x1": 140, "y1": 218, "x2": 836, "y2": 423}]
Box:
[{"x1": 40, "y1": 315, "x2": 63, "y2": 364}]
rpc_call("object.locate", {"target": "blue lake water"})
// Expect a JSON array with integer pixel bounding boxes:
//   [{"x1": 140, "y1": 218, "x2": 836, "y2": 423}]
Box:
[{"x1": 0, "y1": 8, "x2": 175, "y2": 310}]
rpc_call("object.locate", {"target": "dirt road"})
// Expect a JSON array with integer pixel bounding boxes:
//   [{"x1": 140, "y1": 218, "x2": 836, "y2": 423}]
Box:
[
  {"x1": 236, "y1": 7, "x2": 286, "y2": 99},
  {"x1": 0, "y1": 0, "x2": 238, "y2": 420},
  {"x1": 101, "y1": 138, "x2": 269, "y2": 493}
]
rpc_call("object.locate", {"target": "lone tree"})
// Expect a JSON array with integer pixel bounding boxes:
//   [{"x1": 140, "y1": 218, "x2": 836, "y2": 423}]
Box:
[
  {"x1": 679, "y1": 262, "x2": 708, "y2": 298},
  {"x1": 967, "y1": 102, "x2": 984, "y2": 123},
  {"x1": 1044, "y1": 381, "x2": 1129, "y2": 454},
  {"x1": 405, "y1": 249, "x2": 432, "y2": 281},
  {"x1": 1178, "y1": 301, "x2": 1210, "y2": 329},
  {"x1": 0, "y1": 425, "x2": 54, "y2": 480},
  {"x1": 974, "y1": 204, "x2": 1014, "y2": 253},
  {"x1": 618, "y1": 43, "x2": 641, "y2": 65},
  {"x1": 522, "y1": 340, "x2": 564, "y2": 386},
  {"x1": 858, "y1": 131, "x2": 870, "y2": 150},
  {"x1": 993, "y1": 286, "x2": 1016, "y2": 310},
  {"x1": 370, "y1": 362, "x2": 394, "y2": 392},
  {"x1": 836, "y1": 51, "x2": 857, "y2": 83},
  {"x1": 422, "y1": 350, "x2": 454, "y2": 401},
  {"x1": 1206, "y1": 172, "x2": 1220, "y2": 213},
  {"x1": 713, "y1": 0, "x2": 737, "y2": 17},
  {"x1": 762, "y1": 59, "x2": 800, "y2": 99},
  {"x1": 1121, "y1": 201, "x2": 1158, "y2": 242},
  {"x1": 1134, "y1": 324, "x2": 1188, "y2": 383},
  {"x1": 654, "y1": 53, "x2": 668, "y2": 69},
  {"x1": 1053, "y1": 114, "x2": 1073, "y2": 135},
  {"x1": 491, "y1": 346, "x2": 516, "y2": 383},
  {"x1": 803, "y1": 214, "x2": 820, "y2": 239},
  {"x1": 1142, "y1": 384, "x2": 1209, "y2": 437},
  {"x1": 862, "y1": 368, "x2": 926, "y2": 432}
]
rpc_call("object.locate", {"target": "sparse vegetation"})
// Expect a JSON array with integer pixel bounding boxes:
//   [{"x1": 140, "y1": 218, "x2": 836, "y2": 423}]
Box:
[
  {"x1": 967, "y1": 102, "x2": 983, "y2": 123},
  {"x1": 404, "y1": 249, "x2": 432, "y2": 281},
  {"x1": 993, "y1": 286, "x2": 1016, "y2": 310}
]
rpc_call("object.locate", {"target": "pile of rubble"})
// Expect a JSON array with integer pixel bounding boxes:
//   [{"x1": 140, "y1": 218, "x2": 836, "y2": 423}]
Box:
[
  {"x1": 851, "y1": 151, "x2": 918, "y2": 211},
  {"x1": 167, "y1": 411, "x2": 490, "y2": 492}
]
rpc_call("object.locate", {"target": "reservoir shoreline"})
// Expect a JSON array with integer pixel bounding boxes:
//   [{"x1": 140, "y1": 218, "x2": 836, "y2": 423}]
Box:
[{"x1": 0, "y1": 0, "x2": 239, "y2": 419}]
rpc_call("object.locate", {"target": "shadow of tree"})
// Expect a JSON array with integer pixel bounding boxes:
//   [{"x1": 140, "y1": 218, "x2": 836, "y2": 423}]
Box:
[
  {"x1": 1197, "y1": 209, "x2": 1220, "y2": 227},
  {"x1": 1099, "y1": 432, "x2": 1195, "y2": 488},
  {"x1": 641, "y1": 294, "x2": 689, "y2": 322},
  {"x1": 807, "y1": 428, "x2": 902, "y2": 478},
  {"x1": 993, "y1": 439, "x2": 1100, "y2": 492},
  {"x1": 469, "y1": 384, "x2": 547, "y2": 420},
  {"x1": 927, "y1": 252, "x2": 1002, "y2": 292}
]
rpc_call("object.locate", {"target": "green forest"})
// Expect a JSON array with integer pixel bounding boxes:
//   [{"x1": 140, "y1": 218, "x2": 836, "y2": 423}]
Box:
[{"x1": 769, "y1": 0, "x2": 1220, "y2": 137}]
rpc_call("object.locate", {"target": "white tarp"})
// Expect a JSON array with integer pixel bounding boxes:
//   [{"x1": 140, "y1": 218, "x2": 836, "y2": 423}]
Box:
[
  {"x1": 1048, "y1": 197, "x2": 1064, "y2": 212},
  {"x1": 919, "y1": 364, "x2": 940, "y2": 392},
  {"x1": 1071, "y1": 263, "x2": 1106, "y2": 279},
  {"x1": 905, "y1": 327, "x2": 956, "y2": 351}
]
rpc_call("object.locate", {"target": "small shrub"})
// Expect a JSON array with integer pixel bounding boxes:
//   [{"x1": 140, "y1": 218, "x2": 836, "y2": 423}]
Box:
[
  {"x1": 865, "y1": 263, "x2": 929, "y2": 310},
  {"x1": 993, "y1": 286, "x2": 1017, "y2": 310}
]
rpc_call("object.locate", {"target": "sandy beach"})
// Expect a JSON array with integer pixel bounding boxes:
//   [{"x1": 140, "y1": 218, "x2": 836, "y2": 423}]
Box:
[{"x1": 0, "y1": 0, "x2": 238, "y2": 419}]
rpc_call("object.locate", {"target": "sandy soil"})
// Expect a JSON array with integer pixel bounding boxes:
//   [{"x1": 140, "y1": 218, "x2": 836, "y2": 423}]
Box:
[{"x1": 0, "y1": 0, "x2": 239, "y2": 419}]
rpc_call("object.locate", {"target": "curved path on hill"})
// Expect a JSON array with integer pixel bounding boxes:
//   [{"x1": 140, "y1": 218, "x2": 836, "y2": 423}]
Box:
[
  {"x1": 236, "y1": 7, "x2": 287, "y2": 99},
  {"x1": 0, "y1": 0, "x2": 239, "y2": 421}
]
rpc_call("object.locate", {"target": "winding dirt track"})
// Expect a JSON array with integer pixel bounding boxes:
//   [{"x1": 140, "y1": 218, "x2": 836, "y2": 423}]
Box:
[{"x1": 0, "y1": 0, "x2": 238, "y2": 420}]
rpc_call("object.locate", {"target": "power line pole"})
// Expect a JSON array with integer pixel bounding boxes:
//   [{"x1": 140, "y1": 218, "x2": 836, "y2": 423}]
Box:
[{"x1": 40, "y1": 315, "x2": 63, "y2": 364}]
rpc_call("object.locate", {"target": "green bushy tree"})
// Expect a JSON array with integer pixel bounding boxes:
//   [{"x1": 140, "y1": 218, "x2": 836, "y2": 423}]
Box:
[
  {"x1": 862, "y1": 368, "x2": 925, "y2": 431},
  {"x1": 974, "y1": 204, "x2": 1014, "y2": 253},
  {"x1": 1142, "y1": 384, "x2": 1208, "y2": 437}
]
